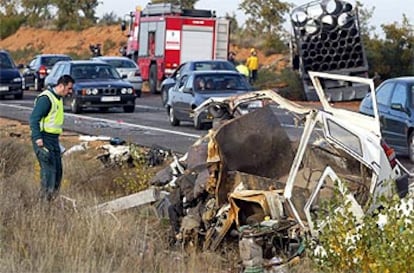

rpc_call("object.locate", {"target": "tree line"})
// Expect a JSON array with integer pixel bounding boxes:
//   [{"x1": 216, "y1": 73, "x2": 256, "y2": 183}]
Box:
[{"x1": 0, "y1": 0, "x2": 413, "y2": 79}]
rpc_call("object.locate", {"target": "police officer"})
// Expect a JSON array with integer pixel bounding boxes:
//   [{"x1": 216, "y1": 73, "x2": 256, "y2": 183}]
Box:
[{"x1": 30, "y1": 75, "x2": 74, "y2": 201}]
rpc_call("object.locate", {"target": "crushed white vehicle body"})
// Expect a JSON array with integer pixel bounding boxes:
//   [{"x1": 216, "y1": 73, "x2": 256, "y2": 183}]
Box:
[
  {"x1": 92, "y1": 71, "x2": 411, "y2": 271},
  {"x1": 189, "y1": 71, "x2": 410, "y2": 268}
]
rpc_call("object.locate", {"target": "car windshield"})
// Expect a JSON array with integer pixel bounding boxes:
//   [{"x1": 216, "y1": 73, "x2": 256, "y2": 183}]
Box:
[
  {"x1": 71, "y1": 64, "x2": 121, "y2": 80},
  {"x1": 194, "y1": 74, "x2": 250, "y2": 92},
  {"x1": 43, "y1": 56, "x2": 71, "y2": 67},
  {"x1": 0, "y1": 53, "x2": 15, "y2": 69},
  {"x1": 103, "y1": 59, "x2": 137, "y2": 69},
  {"x1": 193, "y1": 61, "x2": 235, "y2": 71}
]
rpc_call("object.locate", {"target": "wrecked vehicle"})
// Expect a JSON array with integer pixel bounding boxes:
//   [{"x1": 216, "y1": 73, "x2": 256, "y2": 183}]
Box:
[{"x1": 94, "y1": 71, "x2": 411, "y2": 272}]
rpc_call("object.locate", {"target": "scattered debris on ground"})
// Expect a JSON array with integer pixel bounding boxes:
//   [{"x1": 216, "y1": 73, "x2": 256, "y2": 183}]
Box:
[{"x1": 2, "y1": 73, "x2": 413, "y2": 273}]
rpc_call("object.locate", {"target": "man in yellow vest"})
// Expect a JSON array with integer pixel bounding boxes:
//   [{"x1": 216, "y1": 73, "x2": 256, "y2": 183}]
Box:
[
  {"x1": 246, "y1": 48, "x2": 259, "y2": 84},
  {"x1": 30, "y1": 75, "x2": 74, "y2": 201}
]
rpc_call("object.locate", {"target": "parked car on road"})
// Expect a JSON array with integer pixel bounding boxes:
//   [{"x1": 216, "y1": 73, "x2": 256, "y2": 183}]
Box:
[
  {"x1": 22, "y1": 54, "x2": 72, "y2": 91},
  {"x1": 359, "y1": 76, "x2": 414, "y2": 162},
  {"x1": 160, "y1": 60, "x2": 238, "y2": 107},
  {"x1": 166, "y1": 70, "x2": 253, "y2": 129},
  {"x1": 91, "y1": 56, "x2": 143, "y2": 97},
  {"x1": 0, "y1": 50, "x2": 24, "y2": 99},
  {"x1": 45, "y1": 60, "x2": 136, "y2": 113}
]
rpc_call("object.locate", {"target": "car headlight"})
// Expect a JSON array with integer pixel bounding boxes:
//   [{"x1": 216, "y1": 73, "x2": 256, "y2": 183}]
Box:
[
  {"x1": 127, "y1": 88, "x2": 133, "y2": 94},
  {"x1": 91, "y1": 88, "x2": 98, "y2": 95},
  {"x1": 85, "y1": 88, "x2": 92, "y2": 95},
  {"x1": 121, "y1": 88, "x2": 127, "y2": 94},
  {"x1": 12, "y1": 77, "x2": 22, "y2": 82}
]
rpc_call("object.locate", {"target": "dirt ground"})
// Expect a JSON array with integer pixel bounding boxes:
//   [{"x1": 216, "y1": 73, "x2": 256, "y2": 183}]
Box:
[{"x1": 0, "y1": 26, "x2": 288, "y2": 72}]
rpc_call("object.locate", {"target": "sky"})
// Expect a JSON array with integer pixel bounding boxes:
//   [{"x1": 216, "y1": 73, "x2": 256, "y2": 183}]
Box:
[{"x1": 96, "y1": 0, "x2": 413, "y2": 35}]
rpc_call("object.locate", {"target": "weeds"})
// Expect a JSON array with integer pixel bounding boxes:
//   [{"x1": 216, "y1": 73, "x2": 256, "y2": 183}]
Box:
[
  {"x1": 0, "y1": 139, "x2": 234, "y2": 273},
  {"x1": 308, "y1": 181, "x2": 414, "y2": 273}
]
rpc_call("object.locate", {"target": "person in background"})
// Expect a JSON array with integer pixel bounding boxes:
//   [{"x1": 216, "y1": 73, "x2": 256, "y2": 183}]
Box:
[
  {"x1": 30, "y1": 75, "x2": 74, "y2": 202},
  {"x1": 246, "y1": 48, "x2": 259, "y2": 84},
  {"x1": 228, "y1": 51, "x2": 237, "y2": 66}
]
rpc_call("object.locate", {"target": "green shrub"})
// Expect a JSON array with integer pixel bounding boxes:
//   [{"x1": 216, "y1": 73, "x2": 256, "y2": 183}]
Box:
[
  {"x1": 308, "y1": 183, "x2": 414, "y2": 273},
  {"x1": 0, "y1": 15, "x2": 25, "y2": 39},
  {"x1": 8, "y1": 46, "x2": 41, "y2": 64},
  {"x1": 277, "y1": 68, "x2": 306, "y2": 101},
  {"x1": 113, "y1": 145, "x2": 158, "y2": 195}
]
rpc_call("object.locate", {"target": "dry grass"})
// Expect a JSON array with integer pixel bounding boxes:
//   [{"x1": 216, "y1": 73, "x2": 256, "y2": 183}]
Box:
[{"x1": 0, "y1": 138, "x2": 241, "y2": 273}]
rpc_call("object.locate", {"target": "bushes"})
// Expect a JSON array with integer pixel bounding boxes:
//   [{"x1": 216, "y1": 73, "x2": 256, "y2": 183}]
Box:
[
  {"x1": 308, "y1": 184, "x2": 414, "y2": 273},
  {"x1": 0, "y1": 14, "x2": 25, "y2": 39}
]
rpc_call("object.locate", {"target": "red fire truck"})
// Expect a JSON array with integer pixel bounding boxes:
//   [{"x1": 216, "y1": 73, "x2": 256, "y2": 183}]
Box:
[{"x1": 121, "y1": 3, "x2": 230, "y2": 93}]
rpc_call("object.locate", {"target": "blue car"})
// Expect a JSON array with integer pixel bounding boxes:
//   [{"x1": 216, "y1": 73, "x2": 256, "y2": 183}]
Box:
[
  {"x1": 45, "y1": 60, "x2": 136, "y2": 113},
  {"x1": 166, "y1": 70, "x2": 253, "y2": 129},
  {"x1": 160, "y1": 60, "x2": 238, "y2": 107},
  {"x1": 0, "y1": 50, "x2": 24, "y2": 99},
  {"x1": 359, "y1": 77, "x2": 414, "y2": 162}
]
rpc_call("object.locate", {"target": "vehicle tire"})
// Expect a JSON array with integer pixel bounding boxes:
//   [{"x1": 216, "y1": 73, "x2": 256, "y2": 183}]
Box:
[
  {"x1": 409, "y1": 132, "x2": 414, "y2": 163},
  {"x1": 149, "y1": 64, "x2": 158, "y2": 94},
  {"x1": 193, "y1": 115, "x2": 204, "y2": 130},
  {"x1": 14, "y1": 92, "x2": 23, "y2": 100},
  {"x1": 34, "y1": 77, "x2": 42, "y2": 92},
  {"x1": 168, "y1": 107, "x2": 180, "y2": 126},
  {"x1": 161, "y1": 86, "x2": 169, "y2": 107},
  {"x1": 123, "y1": 104, "x2": 135, "y2": 113},
  {"x1": 71, "y1": 98, "x2": 82, "y2": 114}
]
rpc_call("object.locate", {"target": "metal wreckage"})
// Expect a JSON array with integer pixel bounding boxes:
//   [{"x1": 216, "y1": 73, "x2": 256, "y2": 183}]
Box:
[{"x1": 92, "y1": 72, "x2": 412, "y2": 272}]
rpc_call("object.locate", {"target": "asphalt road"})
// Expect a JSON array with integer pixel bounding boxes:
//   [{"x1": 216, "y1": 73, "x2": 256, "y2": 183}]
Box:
[
  {"x1": 1, "y1": 90, "x2": 413, "y2": 172},
  {"x1": 0, "y1": 91, "x2": 300, "y2": 153}
]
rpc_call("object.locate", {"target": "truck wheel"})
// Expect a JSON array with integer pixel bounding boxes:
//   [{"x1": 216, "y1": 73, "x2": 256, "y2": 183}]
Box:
[
  {"x1": 149, "y1": 64, "x2": 158, "y2": 94},
  {"x1": 71, "y1": 98, "x2": 82, "y2": 114},
  {"x1": 161, "y1": 86, "x2": 169, "y2": 107},
  {"x1": 409, "y1": 132, "x2": 414, "y2": 163},
  {"x1": 168, "y1": 107, "x2": 180, "y2": 126}
]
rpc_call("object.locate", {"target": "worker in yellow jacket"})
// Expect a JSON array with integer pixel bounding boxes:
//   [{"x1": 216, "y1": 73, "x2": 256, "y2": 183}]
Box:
[{"x1": 246, "y1": 48, "x2": 259, "y2": 84}]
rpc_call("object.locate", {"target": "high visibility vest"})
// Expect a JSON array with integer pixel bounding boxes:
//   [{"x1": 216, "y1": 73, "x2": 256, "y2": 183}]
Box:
[
  {"x1": 236, "y1": 64, "x2": 250, "y2": 77},
  {"x1": 36, "y1": 89, "x2": 64, "y2": 134}
]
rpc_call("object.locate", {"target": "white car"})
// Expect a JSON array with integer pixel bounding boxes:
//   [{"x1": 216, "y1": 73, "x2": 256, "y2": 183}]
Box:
[{"x1": 92, "y1": 56, "x2": 143, "y2": 97}]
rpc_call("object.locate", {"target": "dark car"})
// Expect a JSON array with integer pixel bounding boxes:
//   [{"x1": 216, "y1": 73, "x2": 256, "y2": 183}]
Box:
[
  {"x1": 166, "y1": 70, "x2": 253, "y2": 129},
  {"x1": 45, "y1": 60, "x2": 136, "y2": 113},
  {"x1": 160, "y1": 60, "x2": 237, "y2": 106},
  {"x1": 0, "y1": 50, "x2": 24, "y2": 99},
  {"x1": 23, "y1": 54, "x2": 72, "y2": 91},
  {"x1": 359, "y1": 77, "x2": 414, "y2": 162}
]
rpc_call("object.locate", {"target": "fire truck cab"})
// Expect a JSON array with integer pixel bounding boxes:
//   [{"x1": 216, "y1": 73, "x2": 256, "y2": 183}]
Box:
[{"x1": 121, "y1": 3, "x2": 230, "y2": 94}]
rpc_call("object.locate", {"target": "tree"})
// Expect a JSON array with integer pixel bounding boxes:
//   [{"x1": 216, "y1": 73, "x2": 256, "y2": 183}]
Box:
[
  {"x1": 239, "y1": 0, "x2": 291, "y2": 53},
  {"x1": 380, "y1": 15, "x2": 414, "y2": 77},
  {"x1": 150, "y1": 0, "x2": 199, "y2": 9},
  {"x1": 225, "y1": 12, "x2": 240, "y2": 36},
  {"x1": 52, "y1": 0, "x2": 99, "y2": 30},
  {"x1": 0, "y1": 0, "x2": 26, "y2": 39},
  {"x1": 355, "y1": 1, "x2": 376, "y2": 39},
  {"x1": 20, "y1": 0, "x2": 53, "y2": 27}
]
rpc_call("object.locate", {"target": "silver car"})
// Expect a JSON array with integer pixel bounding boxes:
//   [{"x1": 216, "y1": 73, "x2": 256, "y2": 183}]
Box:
[{"x1": 92, "y1": 56, "x2": 143, "y2": 97}]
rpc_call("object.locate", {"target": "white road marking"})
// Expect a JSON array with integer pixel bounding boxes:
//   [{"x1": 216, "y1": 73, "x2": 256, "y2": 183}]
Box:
[{"x1": 0, "y1": 103, "x2": 202, "y2": 139}]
